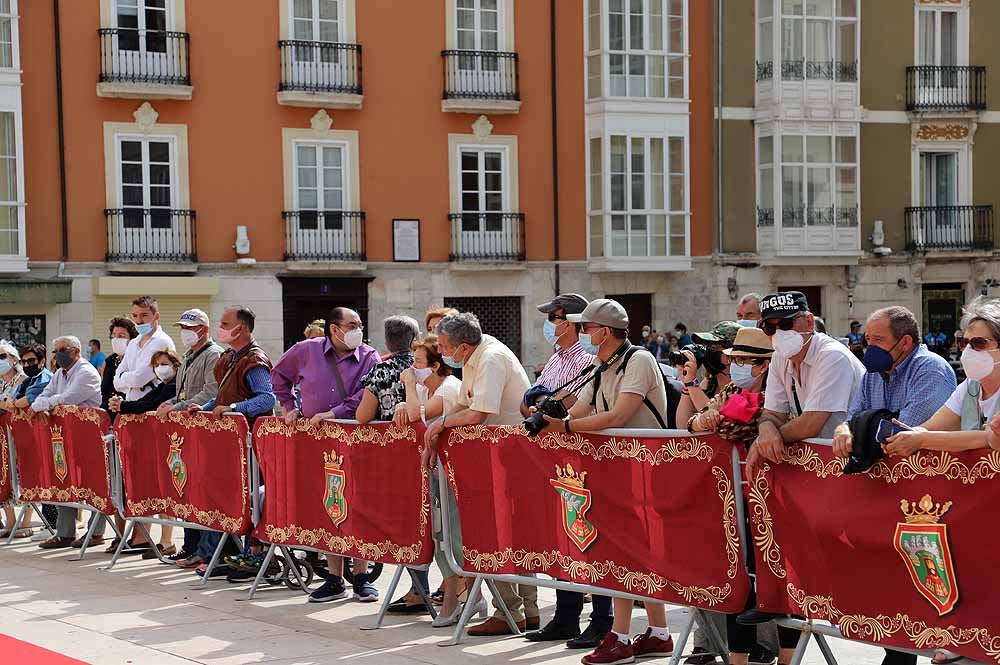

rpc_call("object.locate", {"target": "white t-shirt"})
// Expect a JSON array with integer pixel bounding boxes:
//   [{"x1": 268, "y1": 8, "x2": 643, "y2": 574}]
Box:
[
  {"x1": 431, "y1": 375, "x2": 462, "y2": 416},
  {"x1": 113, "y1": 326, "x2": 176, "y2": 401},
  {"x1": 943, "y1": 379, "x2": 1000, "y2": 423}
]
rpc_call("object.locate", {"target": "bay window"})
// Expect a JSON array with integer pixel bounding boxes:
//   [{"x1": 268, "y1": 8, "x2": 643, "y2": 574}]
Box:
[{"x1": 757, "y1": 0, "x2": 856, "y2": 82}]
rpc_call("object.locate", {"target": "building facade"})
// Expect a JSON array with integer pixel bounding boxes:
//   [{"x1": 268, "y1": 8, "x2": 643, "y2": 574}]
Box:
[
  {"x1": 715, "y1": 0, "x2": 1000, "y2": 337},
  {"x1": 4, "y1": 0, "x2": 713, "y2": 369}
]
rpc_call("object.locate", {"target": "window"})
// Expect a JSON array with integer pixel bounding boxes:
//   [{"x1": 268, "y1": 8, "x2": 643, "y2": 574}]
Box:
[
  {"x1": 456, "y1": 0, "x2": 500, "y2": 52},
  {"x1": 0, "y1": 112, "x2": 17, "y2": 255},
  {"x1": 444, "y1": 295, "x2": 522, "y2": 359},
  {"x1": 292, "y1": 0, "x2": 341, "y2": 43},
  {"x1": 118, "y1": 136, "x2": 174, "y2": 228},
  {"x1": 294, "y1": 142, "x2": 347, "y2": 230},
  {"x1": 772, "y1": 133, "x2": 856, "y2": 227},
  {"x1": 459, "y1": 147, "x2": 506, "y2": 232},
  {"x1": 0, "y1": 0, "x2": 14, "y2": 69},
  {"x1": 589, "y1": 134, "x2": 686, "y2": 258},
  {"x1": 757, "y1": 135, "x2": 774, "y2": 225},
  {"x1": 115, "y1": 0, "x2": 168, "y2": 54},
  {"x1": 774, "y1": 0, "x2": 856, "y2": 81},
  {"x1": 588, "y1": 0, "x2": 685, "y2": 100},
  {"x1": 919, "y1": 152, "x2": 957, "y2": 208}
]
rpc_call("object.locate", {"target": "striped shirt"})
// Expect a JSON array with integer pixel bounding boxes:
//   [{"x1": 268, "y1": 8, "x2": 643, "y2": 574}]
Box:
[{"x1": 537, "y1": 341, "x2": 594, "y2": 392}]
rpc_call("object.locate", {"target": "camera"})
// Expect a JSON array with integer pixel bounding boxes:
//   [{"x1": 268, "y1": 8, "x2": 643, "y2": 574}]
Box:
[
  {"x1": 522, "y1": 395, "x2": 570, "y2": 437},
  {"x1": 667, "y1": 343, "x2": 706, "y2": 369}
]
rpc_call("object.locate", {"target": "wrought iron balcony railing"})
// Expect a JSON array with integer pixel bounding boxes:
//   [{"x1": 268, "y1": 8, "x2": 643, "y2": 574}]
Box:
[
  {"x1": 906, "y1": 66, "x2": 986, "y2": 112},
  {"x1": 448, "y1": 212, "x2": 525, "y2": 261},
  {"x1": 98, "y1": 28, "x2": 190, "y2": 86},
  {"x1": 278, "y1": 41, "x2": 362, "y2": 95},
  {"x1": 905, "y1": 205, "x2": 994, "y2": 251},
  {"x1": 283, "y1": 211, "x2": 366, "y2": 261},
  {"x1": 105, "y1": 208, "x2": 196, "y2": 262},
  {"x1": 442, "y1": 50, "x2": 519, "y2": 101}
]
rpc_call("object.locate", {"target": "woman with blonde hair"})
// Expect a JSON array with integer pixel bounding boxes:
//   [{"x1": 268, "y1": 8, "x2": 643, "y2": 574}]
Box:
[{"x1": 303, "y1": 319, "x2": 326, "y2": 339}]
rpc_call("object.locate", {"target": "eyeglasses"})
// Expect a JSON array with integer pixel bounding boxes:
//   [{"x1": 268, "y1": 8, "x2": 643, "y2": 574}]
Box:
[
  {"x1": 759, "y1": 316, "x2": 801, "y2": 336},
  {"x1": 732, "y1": 356, "x2": 768, "y2": 367},
  {"x1": 0, "y1": 353, "x2": 10, "y2": 361},
  {"x1": 965, "y1": 336, "x2": 997, "y2": 352},
  {"x1": 956, "y1": 337, "x2": 969, "y2": 349},
  {"x1": 22, "y1": 357, "x2": 38, "y2": 366},
  {"x1": 547, "y1": 313, "x2": 567, "y2": 323}
]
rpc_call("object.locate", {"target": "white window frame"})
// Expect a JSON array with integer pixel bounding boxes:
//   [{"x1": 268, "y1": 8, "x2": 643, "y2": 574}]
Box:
[
  {"x1": 111, "y1": 0, "x2": 176, "y2": 32},
  {"x1": 113, "y1": 133, "x2": 179, "y2": 211},
  {"x1": 771, "y1": 0, "x2": 858, "y2": 80},
  {"x1": 0, "y1": 108, "x2": 24, "y2": 259},
  {"x1": 913, "y1": 1, "x2": 969, "y2": 68},
  {"x1": 0, "y1": 0, "x2": 20, "y2": 72},
  {"x1": 446, "y1": 0, "x2": 514, "y2": 51},
  {"x1": 288, "y1": 0, "x2": 345, "y2": 44},
  {"x1": 769, "y1": 132, "x2": 857, "y2": 227},
  {"x1": 911, "y1": 141, "x2": 972, "y2": 208},
  {"x1": 291, "y1": 138, "x2": 352, "y2": 212},
  {"x1": 454, "y1": 143, "x2": 511, "y2": 213}
]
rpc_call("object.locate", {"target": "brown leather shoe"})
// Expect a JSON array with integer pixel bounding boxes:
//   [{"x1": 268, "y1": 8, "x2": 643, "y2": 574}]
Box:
[
  {"x1": 38, "y1": 536, "x2": 75, "y2": 549},
  {"x1": 142, "y1": 544, "x2": 176, "y2": 560},
  {"x1": 467, "y1": 616, "x2": 526, "y2": 636},
  {"x1": 71, "y1": 536, "x2": 105, "y2": 548}
]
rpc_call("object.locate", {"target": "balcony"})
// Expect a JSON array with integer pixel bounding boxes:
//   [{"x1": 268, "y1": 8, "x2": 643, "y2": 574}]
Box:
[
  {"x1": 906, "y1": 66, "x2": 986, "y2": 113},
  {"x1": 756, "y1": 206, "x2": 861, "y2": 261},
  {"x1": 97, "y1": 28, "x2": 192, "y2": 100},
  {"x1": 449, "y1": 212, "x2": 524, "y2": 263},
  {"x1": 755, "y1": 59, "x2": 859, "y2": 119},
  {"x1": 283, "y1": 211, "x2": 366, "y2": 264},
  {"x1": 105, "y1": 208, "x2": 196, "y2": 264},
  {"x1": 441, "y1": 50, "x2": 520, "y2": 114},
  {"x1": 277, "y1": 41, "x2": 363, "y2": 109},
  {"x1": 905, "y1": 205, "x2": 994, "y2": 252}
]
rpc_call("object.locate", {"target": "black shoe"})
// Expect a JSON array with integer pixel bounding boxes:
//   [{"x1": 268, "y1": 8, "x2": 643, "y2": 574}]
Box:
[
  {"x1": 566, "y1": 621, "x2": 610, "y2": 649},
  {"x1": 749, "y1": 644, "x2": 777, "y2": 665},
  {"x1": 685, "y1": 647, "x2": 720, "y2": 664},
  {"x1": 524, "y1": 620, "x2": 581, "y2": 643},
  {"x1": 226, "y1": 567, "x2": 260, "y2": 583},
  {"x1": 165, "y1": 550, "x2": 188, "y2": 562},
  {"x1": 196, "y1": 564, "x2": 235, "y2": 578},
  {"x1": 737, "y1": 609, "x2": 788, "y2": 625}
]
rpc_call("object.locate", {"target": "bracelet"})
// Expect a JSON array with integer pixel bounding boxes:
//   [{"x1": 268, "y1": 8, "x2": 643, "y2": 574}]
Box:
[{"x1": 564, "y1": 418, "x2": 571, "y2": 434}]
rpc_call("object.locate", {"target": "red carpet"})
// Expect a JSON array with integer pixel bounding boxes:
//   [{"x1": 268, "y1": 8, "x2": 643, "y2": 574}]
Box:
[{"x1": 0, "y1": 635, "x2": 88, "y2": 664}]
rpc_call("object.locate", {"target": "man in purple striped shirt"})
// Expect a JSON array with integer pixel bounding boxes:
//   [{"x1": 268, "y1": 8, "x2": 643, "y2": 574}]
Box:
[{"x1": 271, "y1": 306, "x2": 380, "y2": 604}]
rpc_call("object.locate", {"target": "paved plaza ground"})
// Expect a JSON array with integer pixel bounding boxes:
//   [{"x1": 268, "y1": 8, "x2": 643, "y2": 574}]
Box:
[{"x1": 0, "y1": 523, "x2": 914, "y2": 665}]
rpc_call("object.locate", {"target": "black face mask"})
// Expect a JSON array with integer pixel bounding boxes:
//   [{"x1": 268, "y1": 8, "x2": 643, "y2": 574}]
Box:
[
  {"x1": 705, "y1": 349, "x2": 727, "y2": 375},
  {"x1": 23, "y1": 365, "x2": 41, "y2": 378}
]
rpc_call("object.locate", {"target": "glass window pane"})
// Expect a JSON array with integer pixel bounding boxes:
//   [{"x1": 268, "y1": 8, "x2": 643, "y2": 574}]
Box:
[
  {"x1": 298, "y1": 167, "x2": 317, "y2": 188},
  {"x1": 121, "y1": 140, "x2": 142, "y2": 162},
  {"x1": 0, "y1": 20, "x2": 11, "y2": 69},
  {"x1": 588, "y1": 0, "x2": 602, "y2": 51},
  {"x1": 587, "y1": 54, "x2": 603, "y2": 98},
  {"x1": 782, "y1": 18, "x2": 803, "y2": 60},
  {"x1": 628, "y1": 55, "x2": 646, "y2": 97},
  {"x1": 590, "y1": 138, "x2": 603, "y2": 210},
  {"x1": 484, "y1": 152, "x2": 502, "y2": 172},
  {"x1": 759, "y1": 136, "x2": 774, "y2": 164},
  {"x1": 121, "y1": 163, "x2": 142, "y2": 185},
  {"x1": 609, "y1": 0, "x2": 625, "y2": 50},
  {"x1": 807, "y1": 19, "x2": 830, "y2": 63},
  {"x1": 589, "y1": 214, "x2": 605, "y2": 257},
  {"x1": 149, "y1": 163, "x2": 171, "y2": 186},
  {"x1": 610, "y1": 54, "x2": 627, "y2": 96},
  {"x1": 837, "y1": 21, "x2": 855, "y2": 62},
  {"x1": 148, "y1": 141, "x2": 170, "y2": 163},
  {"x1": 323, "y1": 168, "x2": 343, "y2": 189},
  {"x1": 300, "y1": 189, "x2": 317, "y2": 208},
  {"x1": 461, "y1": 151, "x2": 478, "y2": 171},
  {"x1": 837, "y1": 167, "x2": 856, "y2": 207},
  {"x1": 610, "y1": 136, "x2": 627, "y2": 210},
  {"x1": 782, "y1": 165, "x2": 803, "y2": 208},
  {"x1": 650, "y1": 0, "x2": 664, "y2": 51},
  {"x1": 297, "y1": 145, "x2": 317, "y2": 167},
  {"x1": 806, "y1": 0, "x2": 832, "y2": 16},
  {"x1": 630, "y1": 138, "x2": 645, "y2": 209},
  {"x1": 650, "y1": 56, "x2": 665, "y2": 97},
  {"x1": 836, "y1": 136, "x2": 855, "y2": 163},
  {"x1": 759, "y1": 20, "x2": 773, "y2": 62},
  {"x1": 650, "y1": 139, "x2": 664, "y2": 209},
  {"x1": 629, "y1": 0, "x2": 644, "y2": 49},
  {"x1": 782, "y1": 0, "x2": 804, "y2": 14},
  {"x1": 808, "y1": 167, "x2": 831, "y2": 207},
  {"x1": 837, "y1": 0, "x2": 856, "y2": 17},
  {"x1": 758, "y1": 0, "x2": 773, "y2": 19},
  {"x1": 782, "y1": 135, "x2": 803, "y2": 162},
  {"x1": 461, "y1": 171, "x2": 478, "y2": 192},
  {"x1": 760, "y1": 166, "x2": 774, "y2": 208},
  {"x1": 323, "y1": 147, "x2": 342, "y2": 167},
  {"x1": 806, "y1": 136, "x2": 832, "y2": 163}
]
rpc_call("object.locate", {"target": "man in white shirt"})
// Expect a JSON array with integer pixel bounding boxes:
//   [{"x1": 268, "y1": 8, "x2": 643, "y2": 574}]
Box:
[
  {"x1": 33, "y1": 335, "x2": 103, "y2": 549},
  {"x1": 114, "y1": 296, "x2": 176, "y2": 401}
]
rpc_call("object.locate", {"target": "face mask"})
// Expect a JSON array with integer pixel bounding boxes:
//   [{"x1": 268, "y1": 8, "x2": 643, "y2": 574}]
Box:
[
  {"x1": 343, "y1": 328, "x2": 364, "y2": 350},
  {"x1": 111, "y1": 337, "x2": 129, "y2": 356},
  {"x1": 0, "y1": 360, "x2": 10, "y2": 375},
  {"x1": 216, "y1": 325, "x2": 239, "y2": 345},
  {"x1": 656, "y1": 336, "x2": 665, "y2": 345},
  {"x1": 24, "y1": 364, "x2": 41, "y2": 378},
  {"x1": 442, "y1": 354, "x2": 463, "y2": 369},
  {"x1": 543, "y1": 320, "x2": 559, "y2": 347},
  {"x1": 180, "y1": 329, "x2": 200, "y2": 348},
  {"x1": 738, "y1": 320, "x2": 758, "y2": 328},
  {"x1": 135, "y1": 322, "x2": 153, "y2": 336},
  {"x1": 772, "y1": 329, "x2": 807, "y2": 358},
  {"x1": 862, "y1": 338, "x2": 901, "y2": 374},
  {"x1": 961, "y1": 346, "x2": 1000, "y2": 381},
  {"x1": 641, "y1": 330, "x2": 650, "y2": 340},
  {"x1": 55, "y1": 350, "x2": 73, "y2": 370},
  {"x1": 154, "y1": 365, "x2": 175, "y2": 381},
  {"x1": 413, "y1": 367, "x2": 434, "y2": 383},
  {"x1": 730, "y1": 362, "x2": 757, "y2": 389},
  {"x1": 578, "y1": 329, "x2": 603, "y2": 355}
]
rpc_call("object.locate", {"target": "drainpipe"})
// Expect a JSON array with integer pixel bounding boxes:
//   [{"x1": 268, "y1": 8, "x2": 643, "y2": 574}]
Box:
[
  {"x1": 549, "y1": 0, "x2": 561, "y2": 295},
  {"x1": 54, "y1": 0, "x2": 69, "y2": 264},
  {"x1": 715, "y1": 0, "x2": 724, "y2": 255}
]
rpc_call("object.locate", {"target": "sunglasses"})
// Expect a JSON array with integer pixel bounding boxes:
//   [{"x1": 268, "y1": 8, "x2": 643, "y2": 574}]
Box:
[
  {"x1": 547, "y1": 313, "x2": 567, "y2": 323},
  {"x1": 965, "y1": 336, "x2": 997, "y2": 352},
  {"x1": 759, "y1": 316, "x2": 801, "y2": 336},
  {"x1": 22, "y1": 357, "x2": 38, "y2": 366},
  {"x1": 956, "y1": 337, "x2": 968, "y2": 349}
]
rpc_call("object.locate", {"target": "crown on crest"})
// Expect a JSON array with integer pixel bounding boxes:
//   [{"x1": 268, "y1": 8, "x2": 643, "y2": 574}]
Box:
[
  {"x1": 50, "y1": 424, "x2": 63, "y2": 440},
  {"x1": 168, "y1": 432, "x2": 184, "y2": 451},
  {"x1": 554, "y1": 463, "x2": 587, "y2": 489},
  {"x1": 900, "y1": 494, "x2": 952, "y2": 524},
  {"x1": 323, "y1": 451, "x2": 344, "y2": 471}
]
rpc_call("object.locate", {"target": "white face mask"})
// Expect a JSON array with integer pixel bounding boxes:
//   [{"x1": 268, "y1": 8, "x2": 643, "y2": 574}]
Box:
[
  {"x1": 413, "y1": 367, "x2": 434, "y2": 383},
  {"x1": 111, "y1": 337, "x2": 129, "y2": 356},
  {"x1": 961, "y1": 345, "x2": 1000, "y2": 381},
  {"x1": 180, "y1": 329, "x2": 200, "y2": 348},
  {"x1": 343, "y1": 328, "x2": 364, "y2": 350},
  {"x1": 772, "y1": 329, "x2": 807, "y2": 358},
  {"x1": 154, "y1": 365, "x2": 175, "y2": 381}
]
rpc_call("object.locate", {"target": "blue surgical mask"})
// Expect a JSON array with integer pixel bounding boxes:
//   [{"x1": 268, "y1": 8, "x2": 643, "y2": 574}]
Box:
[
  {"x1": 543, "y1": 319, "x2": 558, "y2": 347},
  {"x1": 442, "y1": 346, "x2": 464, "y2": 369},
  {"x1": 730, "y1": 362, "x2": 757, "y2": 389},
  {"x1": 0, "y1": 360, "x2": 11, "y2": 375},
  {"x1": 578, "y1": 332, "x2": 600, "y2": 355},
  {"x1": 863, "y1": 339, "x2": 901, "y2": 374},
  {"x1": 136, "y1": 322, "x2": 153, "y2": 336},
  {"x1": 738, "y1": 320, "x2": 758, "y2": 328}
]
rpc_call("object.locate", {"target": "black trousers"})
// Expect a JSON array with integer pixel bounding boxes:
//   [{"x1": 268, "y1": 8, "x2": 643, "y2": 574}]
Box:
[{"x1": 552, "y1": 589, "x2": 613, "y2": 630}]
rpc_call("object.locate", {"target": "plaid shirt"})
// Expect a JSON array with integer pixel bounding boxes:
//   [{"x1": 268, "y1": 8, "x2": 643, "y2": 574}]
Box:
[
  {"x1": 847, "y1": 344, "x2": 956, "y2": 426},
  {"x1": 537, "y1": 341, "x2": 594, "y2": 392}
]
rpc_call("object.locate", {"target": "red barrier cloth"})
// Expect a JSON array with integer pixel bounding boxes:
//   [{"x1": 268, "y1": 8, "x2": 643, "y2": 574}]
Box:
[
  {"x1": 252, "y1": 418, "x2": 433, "y2": 566},
  {"x1": 440, "y1": 427, "x2": 750, "y2": 612},
  {"x1": 114, "y1": 412, "x2": 251, "y2": 533},
  {"x1": 8, "y1": 406, "x2": 114, "y2": 514},
  {"x1": 751, "y1": 443, "x2": 1000, "y2": 663},
  {"x1": 0, "y1": 416, "x2": 12, "y2": 504}
]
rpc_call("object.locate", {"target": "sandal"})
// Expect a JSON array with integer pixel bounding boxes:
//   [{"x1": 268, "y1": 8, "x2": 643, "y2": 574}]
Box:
[
  {"x1": 104, "y1": 538, "x2": 122, "y2": 554},
  {"x1": 12, "y1": 528, "x2": 33, "y2": 539},
  {"x1": 932, "y1": 650, "x2": 968, "y2": 664}
]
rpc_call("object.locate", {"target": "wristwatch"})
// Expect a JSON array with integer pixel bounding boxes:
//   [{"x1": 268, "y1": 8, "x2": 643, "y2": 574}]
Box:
[
  {"x1": 563, "y1": 417, "x2": 572, "y2": 433},
  {"x1": 229, "y1": 403, "x2": 238, "y2": 412}
]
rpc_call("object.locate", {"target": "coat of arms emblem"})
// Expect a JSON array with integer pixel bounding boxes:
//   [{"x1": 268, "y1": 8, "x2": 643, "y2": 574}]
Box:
[
  {"x1": 550, "y1": 463, "x2": 598, "y2": 552},
  {"x1": 323, "y1": 451, "x2": 348, "y2": 527},
  {"x1": 893, "y1": 494, "x2": 959, "y2": 616},
  {"x1": 166, "y1": 432, "x2": 188, "y2": 497},
  {"x1": 51, "y1": 425, "x2": 68, "y2": 483}
]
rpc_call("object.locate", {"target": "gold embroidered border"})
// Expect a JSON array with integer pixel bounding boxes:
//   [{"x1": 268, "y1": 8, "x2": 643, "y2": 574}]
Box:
[
  {"x1": 781, "y1": 445, "x2": 1000, "y2": 485},
  {"x1": 749, "y1": 463, "x2": 786, "y2": 578},
  {"x1": 263, "y1": 524, "x2": 426, "y2": 564},
  {"x1": 116, "y1": 410, "x2": 242, "y2": 434},
  {"x1": 446, "y1": 425, "x2": 715, "y2": 466},
  {"x1": 52, "y1": 405, "x2": 108, "y2": 428},
  {"x1": 0, "y1": 424, "x2": 9, "y2": 500},
  {"x1": 126, "y1": 496, "x2": 245, "y2": 532},
  {"x1": 713, "y1": 466, "x2": 740, "y2": 579},
  {"x1": 462, "y1": 546, "x2": 733, "y2": 607},
  {"x1": 21, "y1": 485, "x2": 109, "y2": 513},
  {"x1": 255, "y1": 417, "x2": 417, "y2": 446},
  {"x1": 787, "y1": 583, "x2": 1000, "y2": 663}
]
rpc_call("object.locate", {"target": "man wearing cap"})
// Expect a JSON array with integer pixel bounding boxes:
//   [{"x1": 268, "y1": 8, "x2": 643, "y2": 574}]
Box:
[
  {"x1": 745, "y1": 291, "x2": 865, "y2": 476},
  {"x1": 539, "y1": 298, "x2": 675, "y2": 664},
  {"x1": 154, "y1": 309, "x2": 223, "y2": 565}
]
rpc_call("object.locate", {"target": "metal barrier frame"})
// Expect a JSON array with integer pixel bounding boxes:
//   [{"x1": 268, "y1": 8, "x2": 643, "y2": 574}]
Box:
[{"x1": 3, "y1": 423, "x2": 57, "y2": 544}]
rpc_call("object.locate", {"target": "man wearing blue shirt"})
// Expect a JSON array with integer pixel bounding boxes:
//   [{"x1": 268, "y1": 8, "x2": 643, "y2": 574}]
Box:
[{"x1": 832, "y1": 306, "x2": 955, "y2": 665}]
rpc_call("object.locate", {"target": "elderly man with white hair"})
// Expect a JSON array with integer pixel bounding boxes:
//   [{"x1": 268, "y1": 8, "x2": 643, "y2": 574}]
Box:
[{"x1": 31, "y1": 335, "x2": 103, "y2": 549}]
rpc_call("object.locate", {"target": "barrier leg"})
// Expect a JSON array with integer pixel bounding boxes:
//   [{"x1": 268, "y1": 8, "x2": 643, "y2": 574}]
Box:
[
  {"x1": 699, "y1": 609, "x2": 730, "y2": 663},
  {"x1": 71, "y1": 510, "x2": 103, "y2": 562},
  {"x1": 813, "y1": 632, "x2": 840, "y2": 665},
  {"x1": 278, "y1": 546, "x2": 310, "y2": 597},
  {"x1": 361, "y1": 563, "x2": 405, "y2": 631},
  {"x1": 410, "y1": 568, "x2": 438, "y2": 620},
  {"x1": 243, "y1": 543, "x2": 277, "y2": 601},
  {"x1": 136, "y1": 521, "x2": 169, "y2": 565},
  {"x1": 483, "y1": 577, "x2": 521, "y2": 636},
  {"x1": 439, "y1": 575, "x2": 486, "y2": 647},
  {"x1": 198, "y1": 530, "x2": 230, "y2": 586},
  {"x1": 4, "y1": 503, "x2": 28, "y2": 545},
  {"x1": 787, "y1": 626, "x2": 812, "y2": 665},
  {"x1": 667, "y1": 609, "x2": 697, "y2": 665},
  {"x1": 32, "y1": 503, "x2": 55, "y2": 534},
  {"x1": 104, "y1": 520, "x2": 134, "y2": 571}
]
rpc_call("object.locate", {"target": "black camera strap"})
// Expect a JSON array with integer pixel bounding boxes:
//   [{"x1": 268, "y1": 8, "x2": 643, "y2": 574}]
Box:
[{"x1": 591, "y1": 343, "x2": 668, "y2": 430}]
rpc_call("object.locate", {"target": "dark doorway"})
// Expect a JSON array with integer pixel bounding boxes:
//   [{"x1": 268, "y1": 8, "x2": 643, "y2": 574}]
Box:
[
  {"x1": 777, "y1": 285, "x2": 823, "y2": 318},
  {"x1": 605, "y1": 293, "x2": 652, "y2": 344},
  {"x1": 922, "y1": 283, "x2": 965, "y2": 338},
  {"x1": 279, "y1": 275, "x2": 373, "y2": 351},
  {"x1": 444, "y1": 296, "x2": 522, "y2": 359}
]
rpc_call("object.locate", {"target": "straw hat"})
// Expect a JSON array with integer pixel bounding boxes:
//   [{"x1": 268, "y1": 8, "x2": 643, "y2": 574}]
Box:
[{"x1": 722, "y1": 327, "x2": 773, "y2": 359}]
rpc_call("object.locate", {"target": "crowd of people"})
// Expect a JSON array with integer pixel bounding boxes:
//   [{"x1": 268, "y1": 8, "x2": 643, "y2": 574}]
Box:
[{"x1": 2, "y1": 288, "x2": 998, "y2": 665}]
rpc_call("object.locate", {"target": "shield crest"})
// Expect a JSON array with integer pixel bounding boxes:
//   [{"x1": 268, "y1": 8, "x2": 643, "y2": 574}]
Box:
[
  {"x1": 323, "y1": 451, "x2": 348, "y2": 527},
  {"x1": 166, "y1": 433, "x2": 188, "y2": 497},
  {"x1": 893, "y1": 494, "x2": 959, "y2": 616},
  {"x1": 51, "y1": 425, "x2": 68, "y2": 483},
  {"x1": 550, "y1": 464, "x2": 598, "y2": 552}
]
